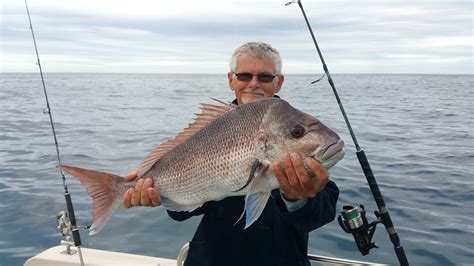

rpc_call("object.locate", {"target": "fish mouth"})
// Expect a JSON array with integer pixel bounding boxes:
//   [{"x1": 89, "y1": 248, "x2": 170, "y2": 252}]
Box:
[{"x1": 313, "y1": 139, "x2": 345, "y2": 169}]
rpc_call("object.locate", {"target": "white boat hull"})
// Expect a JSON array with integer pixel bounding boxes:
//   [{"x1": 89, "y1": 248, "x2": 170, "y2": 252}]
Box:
[
  {"x1": 24, "y1": 245, "x2": 178, "y2": 266},
  {"x1": 25, "y1": 244, "x2": 384, "y2": 266}
]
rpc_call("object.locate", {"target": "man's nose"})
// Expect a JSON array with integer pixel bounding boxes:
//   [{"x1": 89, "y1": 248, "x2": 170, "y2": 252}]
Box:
[{"x1": 248, "y1": 75, "x2": 260, "y2": 88}]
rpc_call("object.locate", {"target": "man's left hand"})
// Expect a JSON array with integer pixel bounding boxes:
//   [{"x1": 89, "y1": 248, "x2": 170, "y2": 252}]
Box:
[{"x1": 273, "y1": 152, "x2": 329, "y2": 201}]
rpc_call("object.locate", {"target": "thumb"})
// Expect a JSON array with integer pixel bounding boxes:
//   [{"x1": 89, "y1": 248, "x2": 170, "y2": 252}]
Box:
[{"x1": 124, "y1": 169, "x2": 138, "y2": 181}]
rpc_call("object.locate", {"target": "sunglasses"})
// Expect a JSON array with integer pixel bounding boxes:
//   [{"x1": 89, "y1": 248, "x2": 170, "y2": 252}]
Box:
[{"x1": 233, "y1": 72, "x2": 277, "y2": 83}]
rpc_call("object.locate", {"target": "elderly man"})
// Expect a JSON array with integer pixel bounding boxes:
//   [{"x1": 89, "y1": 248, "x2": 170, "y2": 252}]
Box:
[{"x1": 124, "y1": 42, "x2": 339, "y2": 266}]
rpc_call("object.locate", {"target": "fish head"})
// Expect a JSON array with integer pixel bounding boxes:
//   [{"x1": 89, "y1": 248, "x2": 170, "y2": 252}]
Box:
[{"x1": 258, "y1": 99, "x2": 345, "y2": 169}]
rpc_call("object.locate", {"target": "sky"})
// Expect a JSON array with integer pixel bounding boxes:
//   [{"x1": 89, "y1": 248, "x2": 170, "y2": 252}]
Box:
[{"x1": 1, "y1": 0, "x2": 472, "y2": 74}]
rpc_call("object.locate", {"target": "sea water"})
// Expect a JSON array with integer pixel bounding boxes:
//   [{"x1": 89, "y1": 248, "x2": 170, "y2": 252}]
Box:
[{"x1": 0, "y1": 73, "x2": 472, "y2": 265}]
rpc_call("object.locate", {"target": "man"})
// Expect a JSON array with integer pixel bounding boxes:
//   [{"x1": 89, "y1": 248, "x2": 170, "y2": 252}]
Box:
[{"x1": 123, "y1": 42, "x2": 339, "y2": 266}]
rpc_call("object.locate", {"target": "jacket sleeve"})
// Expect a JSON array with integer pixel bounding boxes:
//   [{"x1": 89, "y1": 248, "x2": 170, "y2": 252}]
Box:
[{"x1": 274, "y1": 180, "x2": 339, "y2": 232}]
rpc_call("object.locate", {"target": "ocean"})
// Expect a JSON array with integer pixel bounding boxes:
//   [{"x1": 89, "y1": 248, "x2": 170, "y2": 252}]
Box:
[{"x1": 0, "y1": 73, "x2": 472, "y2": 265}]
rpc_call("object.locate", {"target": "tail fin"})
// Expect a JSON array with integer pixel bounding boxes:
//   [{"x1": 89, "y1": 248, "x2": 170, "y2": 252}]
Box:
[{"x1": 59, "y1": 164, "x2": 125, "y2": 235}]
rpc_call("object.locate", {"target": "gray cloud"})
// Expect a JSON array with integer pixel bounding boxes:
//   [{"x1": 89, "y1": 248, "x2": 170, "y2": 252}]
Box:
[{"x1": 1, "y1": 0, "x2": 471, "y2": 74}]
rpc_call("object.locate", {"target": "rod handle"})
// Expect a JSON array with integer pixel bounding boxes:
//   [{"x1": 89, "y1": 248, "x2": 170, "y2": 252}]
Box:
[
  {"x1": 395, "y1": 245, "x2": 409, "y2": 266},
  {"x1": 356, "y1": 150, "x2": 385, "y2": 207},
  {"x1": 65, "y1": 193, "x2": 77, "y2": 226},
  {"x1": 65, "y1": 193, "x2": 82, "y2": 246}
]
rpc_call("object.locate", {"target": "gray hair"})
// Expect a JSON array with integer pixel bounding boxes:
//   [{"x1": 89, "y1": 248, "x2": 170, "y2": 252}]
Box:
[{"x1": 229, "y1": 42, "x2": 282, "y2": 75}]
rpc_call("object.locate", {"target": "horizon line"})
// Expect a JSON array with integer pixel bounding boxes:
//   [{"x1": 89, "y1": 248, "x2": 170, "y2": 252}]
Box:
[{"x1": 1, "y1": 72, "x2": 472, "y2": 75}]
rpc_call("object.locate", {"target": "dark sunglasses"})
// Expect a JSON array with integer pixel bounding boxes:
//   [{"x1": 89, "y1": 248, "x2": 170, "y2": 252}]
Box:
[{"x1": 233, "y1": 72, "x2": 277, "y2": 83}]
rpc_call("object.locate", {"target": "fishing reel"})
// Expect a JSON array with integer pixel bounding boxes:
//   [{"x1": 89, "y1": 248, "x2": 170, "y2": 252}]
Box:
[
  {"x1": 338, "y1": 205, "x2": 381, "y2": 255},
  {"x1": 56, "y1": 210, "x2": 90, "y2": 254},
  {"x1": 56, "y1": 211, "x2": 77, "y2": 255}
]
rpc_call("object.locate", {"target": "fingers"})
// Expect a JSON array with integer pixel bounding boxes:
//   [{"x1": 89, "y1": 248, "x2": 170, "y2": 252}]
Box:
[
  {"x1": 130, "y1": 178, "x2": 144, "y2": 206},
  {"x1": 275, "y1": 152, "x2": 331, "y2": 201},
  {"x1": 274, "y1": 153, "x2": 305, "y2": 201},
  {"x1": 122, "y1": 168, "x2": 158, "y2": 208},
  {"x1": 123, "y1": 188, "x2": 134, "y2": 208},
  {"x1": 124, "y1": 168, "x2": 141, "y2": 208},
  {"x1": 284, "y1": 153, "x2": 302, "y2": 189},
  {"x1": 304, "y1": 157, "x2": 329, "y2": 193},
  {"x1": 148, "y1": 187, "x2": 161, "y2": 206},
  {"x1": 273, "y1": 160, "x2": 291, "y2": 195},
  {"x1": 123, "y1": 177, "x2": 160, "y2": 208},
  {"x1": 298, "y1": 158, "x2": 316, "y2": 196},
  {"x1": 292, "y1": 153, "x2": 311, "y2": 191},
  {"x1": 124, "y1": 169, "x2": 138, "y2": 181},
  {"x1": 140, "y1": 179, "x2": 152, "y2": 206}
]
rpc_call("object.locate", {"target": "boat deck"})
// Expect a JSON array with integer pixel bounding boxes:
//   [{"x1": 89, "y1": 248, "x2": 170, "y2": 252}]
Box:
[
  {"x1": 24, "y1": 245, "x2": 177, "y2": 266},
  {"x1": 25, "y1": 244, "x2": 384, "y2": 265}
]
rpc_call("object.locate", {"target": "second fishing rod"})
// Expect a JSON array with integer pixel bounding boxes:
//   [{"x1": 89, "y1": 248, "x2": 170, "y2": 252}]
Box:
[
  {"x1": 25, "y1": 0, "x2": 85, "y2": 265},
  {"x1": 285, "y1": 0, "x2": 409, "y2": 265}
]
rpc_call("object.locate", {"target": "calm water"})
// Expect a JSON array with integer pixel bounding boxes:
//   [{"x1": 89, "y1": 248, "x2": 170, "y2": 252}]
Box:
[{"x1": 0, "y1": 73, "x2": 473, "y2": 265}]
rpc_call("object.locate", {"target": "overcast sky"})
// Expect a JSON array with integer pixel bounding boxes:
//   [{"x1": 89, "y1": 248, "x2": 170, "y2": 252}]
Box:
[{"x1": 1, "y1": 0, "x2": 472, "y2": 74}]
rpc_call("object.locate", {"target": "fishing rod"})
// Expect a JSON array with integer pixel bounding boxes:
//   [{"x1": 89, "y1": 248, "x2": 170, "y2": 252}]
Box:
[
  {"x1": 24, "y1": 1, "x2": 85, "y2": 265},
  {"x1": 285, "y1": 1, "x2": 409, "y2": 265}
]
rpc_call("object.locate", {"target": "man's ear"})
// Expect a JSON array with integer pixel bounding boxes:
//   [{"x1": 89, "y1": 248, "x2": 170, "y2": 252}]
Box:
[
  {"x1": 227, "y1": 72, "x2": 234, "y2": 91},
  {"x1": 274, "y1": 74, "x2": 284, "y2": 93}
]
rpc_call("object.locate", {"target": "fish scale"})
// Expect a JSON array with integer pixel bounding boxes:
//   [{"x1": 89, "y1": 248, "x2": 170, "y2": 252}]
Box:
[{"x1": 149, "y1": 101, "x2": 267, "y2": 206}]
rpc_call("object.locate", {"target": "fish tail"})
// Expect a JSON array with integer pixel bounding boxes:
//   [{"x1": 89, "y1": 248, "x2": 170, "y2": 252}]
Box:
[{"x1": 59, "y1": 164, "x2": 126, "y2": 235}]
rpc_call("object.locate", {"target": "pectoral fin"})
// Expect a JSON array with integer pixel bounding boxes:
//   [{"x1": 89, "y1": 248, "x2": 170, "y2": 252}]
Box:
[
  {"x1": 235, "y1": 163, "x2": 272, "y2": 229},
  {"x1": 243, "y1": 191, "x2": 271, "y2": 229}
]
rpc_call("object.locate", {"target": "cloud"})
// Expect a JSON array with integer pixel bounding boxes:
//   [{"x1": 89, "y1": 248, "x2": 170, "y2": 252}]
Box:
[{"x1": 1, "y1": 0, "x2": 472, "y2": 73}]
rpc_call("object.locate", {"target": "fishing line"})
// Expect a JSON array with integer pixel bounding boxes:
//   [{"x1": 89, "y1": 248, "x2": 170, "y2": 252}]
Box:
[
  {"x1": 24, "y1": 1, "x2": 85, "y2": 265},
  {"x1": 285, "y1": 1, "x2": 409, "y2": 265}
]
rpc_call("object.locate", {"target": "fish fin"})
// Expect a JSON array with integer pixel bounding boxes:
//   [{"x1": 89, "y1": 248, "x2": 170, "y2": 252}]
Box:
[
  {"x1": 248, "y1": 163, "x2": 270, "y2": 192},
  {"x1": 210, "y1": 98, "x2": 237, "y2": 108},
  {"x1": 160, "y1": 196, "x2": 203, "y2": 212},
  {"x1": 243, "y1": 192, "x2": 271, "y2": 229},
  {"x1": 235, "y1": 164, "x2": 272, "y2": 228},
  {"x1": 137, "y1": 100, "x2": 236, "y2": 177},
  {"x1": 59, "y1": 164, "x2": 125, "y2": 235}
]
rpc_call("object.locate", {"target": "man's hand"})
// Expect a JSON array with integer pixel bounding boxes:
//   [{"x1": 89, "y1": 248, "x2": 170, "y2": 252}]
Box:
[
  {"x1": 123, "y1": 169, "x2": 161, "y2": 208},
  {"x1": 273, "y1": 152, "x2": 330, "y2": 201}
]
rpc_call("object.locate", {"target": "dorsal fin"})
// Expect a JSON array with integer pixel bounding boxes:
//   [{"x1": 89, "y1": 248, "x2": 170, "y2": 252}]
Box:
[{"x1": 137, "y1": 99, "x2": 236, "y2": 177}]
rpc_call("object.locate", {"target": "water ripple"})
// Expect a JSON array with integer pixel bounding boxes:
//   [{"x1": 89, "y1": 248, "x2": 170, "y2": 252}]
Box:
[{"x1": 1, "y1": 73, "x2": 472, "y2": 266}]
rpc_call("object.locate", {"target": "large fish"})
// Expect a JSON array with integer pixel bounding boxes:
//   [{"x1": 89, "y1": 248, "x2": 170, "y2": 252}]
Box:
[{"x1": 60, "y1": 98, "x2": 345, "y2": 235}]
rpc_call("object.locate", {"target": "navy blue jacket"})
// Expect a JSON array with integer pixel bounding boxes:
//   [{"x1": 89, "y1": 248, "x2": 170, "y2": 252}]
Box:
[
  {"x1": 168, "y1": 182, "x2": 339, "y2": 266},
  {"x1": 167, "y1": 97, "x2": 339, "y2": 266}
]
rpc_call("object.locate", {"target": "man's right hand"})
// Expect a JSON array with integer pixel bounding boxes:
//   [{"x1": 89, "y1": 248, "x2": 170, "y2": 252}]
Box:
[{"x1": 123, "y1": 169, "x2": 161, "y2": 208}]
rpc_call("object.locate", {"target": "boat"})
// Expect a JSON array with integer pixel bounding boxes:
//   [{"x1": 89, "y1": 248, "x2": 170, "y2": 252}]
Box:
[
  {"x1": 25, "y1": 243, "x2": 386, "y2": 266},
  {"x1": 24, "y1": 211, "x2": 384, "y2": 266}
]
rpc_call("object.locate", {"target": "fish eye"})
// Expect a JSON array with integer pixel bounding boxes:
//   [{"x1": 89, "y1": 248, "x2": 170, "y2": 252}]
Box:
[{"x1": 290, "y1": 125, "x2": 305, "y2": 138}]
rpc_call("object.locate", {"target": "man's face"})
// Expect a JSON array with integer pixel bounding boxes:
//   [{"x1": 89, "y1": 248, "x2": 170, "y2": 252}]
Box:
[{"x1": 228, "y1": 53, "x2": 284, "y2": 105}]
